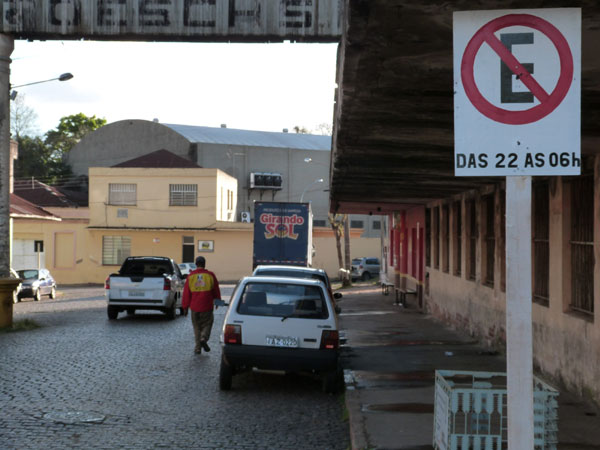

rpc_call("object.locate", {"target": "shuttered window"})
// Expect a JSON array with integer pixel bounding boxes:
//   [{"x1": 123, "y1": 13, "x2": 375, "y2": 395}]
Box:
[
  {"x1": 533, "y1": 182, "x2": 549, "y2": 304},
  {"x1": 483, "y1": 194, "x2": 495, "y2": 287},
  {"x1": 170, "y1": 184, "x2": 198, "y2": 206},
  {"x1": 102, "y1": 236, "x2": 131, "y2": 265},
  {"x1": 109, "y1": 184, "x2": 136, "y2": 205},
  {"x1": 570, "y1": 176, "x2": 594, "y2": 316},
  {"x1": 453, "y1": 200, "x2": 462, "y2": 276},
  {"x1": 468, "y1": 199, "x2": 477, "y2": 281}
]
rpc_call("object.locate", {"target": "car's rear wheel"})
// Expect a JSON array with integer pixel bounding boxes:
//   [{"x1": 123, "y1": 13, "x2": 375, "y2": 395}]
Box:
[
  {"x1": 361, "y1": 272, "x2": 371, "y2": 281},
  {"x1": 33, "y1": 289, "x2": 41, "y2": 302},
  {"x1": 49, "y1": 287, "x2": 56, "y2": 299},
  {"x1": 322, "y1": 366, "x2": 343, "y2": 394},
  {"x1": 165, "y1": 304, "x2": 176, "y2": 320},
  {"x1": 219, "y1": 357, "x2": 233, "y2": 391},
  {"x1": 107, "y1": 306, "x2": 119, "y2": 320}
]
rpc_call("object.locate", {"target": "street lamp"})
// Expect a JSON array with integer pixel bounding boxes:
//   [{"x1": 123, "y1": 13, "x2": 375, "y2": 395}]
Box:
[
  {"x1": 10, "y1": 72, "x2": 74, "y2": 100},
  {"x1": 300, "y1": 178, "x2": 324, "y2": 203}
]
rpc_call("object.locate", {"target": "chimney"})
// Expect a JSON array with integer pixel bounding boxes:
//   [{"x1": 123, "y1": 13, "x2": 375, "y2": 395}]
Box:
[
  {"x1": 153, "y1": 118, "x2": 159, "y2": 122},
  {"x1": 282, "y1": 128, "x2": 288, "y2": 133},
  {"x1": 221, "y1": 124, "x2": 227, "y2": 128}
]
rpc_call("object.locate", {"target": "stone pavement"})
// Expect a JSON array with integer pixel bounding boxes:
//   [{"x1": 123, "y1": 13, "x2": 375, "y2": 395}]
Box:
[
  {"x1": 2, "y1": 285, "x2": 349, "y2": 449},
  {"x1": 338, "y1": 284, "x2": 600, "y2": 450}
]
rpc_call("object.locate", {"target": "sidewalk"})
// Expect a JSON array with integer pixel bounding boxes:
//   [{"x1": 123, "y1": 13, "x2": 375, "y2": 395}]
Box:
[{"x1": 338, "y1": 284, "x2": 600, "y2": 450}]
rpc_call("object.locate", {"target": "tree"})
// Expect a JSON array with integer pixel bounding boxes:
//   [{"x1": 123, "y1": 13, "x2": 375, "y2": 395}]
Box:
[
  {"x1": 329, "y1": 213, "x2": 352, "y2": 286},
  {"x1": 13, "y1": 135, "x2": 56, "y2": 180},
  {"x1": 314, "y1": 122, "x2": 332, "y2": 136},
  {"x1": 45, "y1": 113, "x2": 107, "y2": 159},
  {"x1": 293, "y1": 125, "x2": 310, "y2": 134},
  {"x1": 10, "y1": 94, "x2": 39, "y2": 138}
]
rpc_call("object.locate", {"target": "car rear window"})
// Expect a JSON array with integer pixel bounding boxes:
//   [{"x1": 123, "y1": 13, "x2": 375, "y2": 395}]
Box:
[
  {"x1": 120, "y1": 260, "x2": 173, "y2": 276},
  {"x1": 254, "y1": 269, "x2": 329, "y2": 288},
  {"x1": 237, "y1": 282, "x2": 328, "y2": 319}
]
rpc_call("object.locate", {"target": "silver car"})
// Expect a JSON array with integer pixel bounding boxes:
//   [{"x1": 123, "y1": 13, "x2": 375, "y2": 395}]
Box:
[{"x1": 351, "y1": 257, "x2": 381, "y2": 281}]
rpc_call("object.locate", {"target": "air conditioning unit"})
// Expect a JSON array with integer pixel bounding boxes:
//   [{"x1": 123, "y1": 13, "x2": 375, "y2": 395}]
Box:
[
  {"x1": 240, "y1": 211, "x2": 251, "y2": 223},
  {"x1": 250, "y1": 172, "x2": 283, "y2": 190}
]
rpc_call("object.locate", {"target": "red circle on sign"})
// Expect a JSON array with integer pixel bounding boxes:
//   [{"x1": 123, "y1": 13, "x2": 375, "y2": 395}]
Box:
[{"x1": 461, "y1": 14, "x2": 573, "y2": 125}]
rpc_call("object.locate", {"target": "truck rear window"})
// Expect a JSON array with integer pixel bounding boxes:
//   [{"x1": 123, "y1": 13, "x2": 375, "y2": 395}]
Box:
[
  {"x1": 237, "y1": 282, "x2": 328, "y2": 319},
  {"x1": 120, "y1": 260, "x2": 173, "y2": 276}
]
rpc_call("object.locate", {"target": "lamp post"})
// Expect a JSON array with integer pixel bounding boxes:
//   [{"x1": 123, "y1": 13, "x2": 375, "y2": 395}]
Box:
[
  {"x1": 10, "y1": 72, "x2": 73, "y2": 100},
  {"x1": 300, "y1": 178, "x2": 324, "y2": 203}
]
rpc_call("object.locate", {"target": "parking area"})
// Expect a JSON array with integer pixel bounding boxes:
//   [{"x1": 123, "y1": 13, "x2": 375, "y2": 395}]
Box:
[{"x1": 1, "y1": 286, "x2": 349, "y2": 449}]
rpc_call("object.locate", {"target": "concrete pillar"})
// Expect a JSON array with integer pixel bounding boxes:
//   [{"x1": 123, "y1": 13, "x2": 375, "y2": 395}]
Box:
[{"x1": 0, "y1": 33, "x2": 15, "y2": 328}]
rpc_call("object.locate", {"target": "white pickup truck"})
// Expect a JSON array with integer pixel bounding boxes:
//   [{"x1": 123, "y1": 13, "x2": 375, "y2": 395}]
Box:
[{"x1": 105, "y1": 256, "x2": 185, "y2": 320}]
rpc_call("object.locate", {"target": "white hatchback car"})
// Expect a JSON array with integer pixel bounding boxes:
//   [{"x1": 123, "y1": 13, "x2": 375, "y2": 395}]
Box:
[{"x1": 219, "y1": 276, "x2": 342, "y2": 393}]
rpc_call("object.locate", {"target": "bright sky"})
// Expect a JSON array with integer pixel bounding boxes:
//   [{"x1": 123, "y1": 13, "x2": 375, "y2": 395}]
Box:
[{"x1": 10, "y1": 40, "x2": 338, "y2": 136}]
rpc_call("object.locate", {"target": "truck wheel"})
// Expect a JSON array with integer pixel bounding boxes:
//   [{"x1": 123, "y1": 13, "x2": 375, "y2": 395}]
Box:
[
  {"x1": 34, "y1": 289, "x2": 41, "y2": 302},
  {"x1": 49, "y1": 287, "x2": 56, "y2": 299},
  {"x1": 219, "y1": 357, "x2": 233, "y2": 391},
  {"x1": 107, "y1": 306, "x2": 119, "y2": 320},
  {"x1": 361, "y1": 272, "x2": 371, "y2": 281},
  {"x1": 165, "y1": 304, "x2": 176, "y2": 320}
]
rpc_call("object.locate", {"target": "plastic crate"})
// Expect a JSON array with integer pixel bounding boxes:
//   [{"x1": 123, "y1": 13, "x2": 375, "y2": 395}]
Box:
[{"x1": 433, "y1": 370, "x2": 558, "y2": 450}]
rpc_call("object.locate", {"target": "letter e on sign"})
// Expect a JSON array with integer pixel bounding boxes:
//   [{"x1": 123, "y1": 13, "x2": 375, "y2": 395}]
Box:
[{"x1": 453, "y1": 8, "x2": 580, "y2": 176}]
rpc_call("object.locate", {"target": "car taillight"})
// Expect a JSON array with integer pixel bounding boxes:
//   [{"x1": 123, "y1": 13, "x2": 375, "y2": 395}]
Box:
[
  {"x1": 163, "y1": 277, "x2": 171, "y2": 291},
  {"x1": 224, "y1": 324, "x2": 242, "y2": 344},
  {"x1": 104, "y1": 276, "x2": 110, "y2": 290},
  {"x1": 320, "y1": 330, "x2": 339, "y2": 350}
]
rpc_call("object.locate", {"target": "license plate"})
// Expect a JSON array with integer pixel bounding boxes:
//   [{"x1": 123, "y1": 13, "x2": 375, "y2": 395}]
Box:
[
  {"x1": 129, "y1": 290, "x2": 145, "y2": 297},
  {"x1": 266, "y1": 335, "x2": 298, "y2": 348}
]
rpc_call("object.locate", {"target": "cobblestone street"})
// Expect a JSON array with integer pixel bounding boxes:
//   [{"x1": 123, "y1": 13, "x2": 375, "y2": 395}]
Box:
[{"x1": 1, "y1": 286, "x2": 349, "y2": 449}]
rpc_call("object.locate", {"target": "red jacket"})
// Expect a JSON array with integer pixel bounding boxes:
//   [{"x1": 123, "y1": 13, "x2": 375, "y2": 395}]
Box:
[{"x1": 182, "y1": 268, "x2": 221, "y2": 313}]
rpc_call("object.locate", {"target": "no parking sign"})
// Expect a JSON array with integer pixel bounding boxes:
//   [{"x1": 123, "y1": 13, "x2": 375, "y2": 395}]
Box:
[{"x1": 454, "y1": 8, "x2": 580, "y2": 176}]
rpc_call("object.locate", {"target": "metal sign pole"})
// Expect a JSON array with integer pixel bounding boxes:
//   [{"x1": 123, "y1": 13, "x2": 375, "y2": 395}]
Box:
[{"x1": 506, "y1": 175, "x2": 534, "y2": 448}]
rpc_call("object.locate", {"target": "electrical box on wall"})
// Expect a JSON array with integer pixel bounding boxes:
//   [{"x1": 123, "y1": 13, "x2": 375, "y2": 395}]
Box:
[
  {"x1": 240, "y1": 211, "x2": 251, "y2": 223},
  {"x1": 250, "y1": 172, "x2": 283, "y2": 189}
]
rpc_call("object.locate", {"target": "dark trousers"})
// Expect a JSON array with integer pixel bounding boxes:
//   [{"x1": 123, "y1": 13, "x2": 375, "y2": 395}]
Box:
[{"x1": 191, "y1": 310, "x2": 214, "y2": 350}]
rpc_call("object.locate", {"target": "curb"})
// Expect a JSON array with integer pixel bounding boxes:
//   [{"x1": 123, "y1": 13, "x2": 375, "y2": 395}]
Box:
[{"x1": 344, "y1": 369, "x2": 369, "y2": 450}]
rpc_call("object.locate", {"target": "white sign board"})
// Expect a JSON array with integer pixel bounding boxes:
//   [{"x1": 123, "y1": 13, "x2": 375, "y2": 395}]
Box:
[{"x1": 454, "y1": 8, "x2": 581, "y2": 176}]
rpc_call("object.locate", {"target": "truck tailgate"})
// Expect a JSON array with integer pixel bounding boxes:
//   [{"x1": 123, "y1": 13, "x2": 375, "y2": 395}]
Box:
[{"x1": 109, "y1": 276, "x2": 166, "y2": 301}]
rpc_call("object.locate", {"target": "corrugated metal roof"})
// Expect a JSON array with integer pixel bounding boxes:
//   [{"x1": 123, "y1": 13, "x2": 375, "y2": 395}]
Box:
[{"x1": 163, "y1": 124, "x2": 331, "y2": 151}]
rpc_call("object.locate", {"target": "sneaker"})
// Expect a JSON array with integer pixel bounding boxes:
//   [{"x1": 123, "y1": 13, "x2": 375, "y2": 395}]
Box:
[
  {"x1": 194, "y1": 348, "x2": 202, "y2": 354},
  {"x1": 201, "y1": 341, "x2": 211, "y2": 352}
]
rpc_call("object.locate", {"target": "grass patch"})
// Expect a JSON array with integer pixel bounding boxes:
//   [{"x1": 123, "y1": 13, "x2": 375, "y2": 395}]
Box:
[
  {"x1": 339, "y1": 393, "x2": 349, "y2": 422},
  {"x1": 1, "y1": 318, "x2": 41, "y2": 333}
]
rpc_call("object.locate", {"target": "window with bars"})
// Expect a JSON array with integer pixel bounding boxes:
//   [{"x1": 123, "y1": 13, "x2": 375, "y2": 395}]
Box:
[
  {"x1": 372, "y1": 220, "x2": 381, "y2": 230},
  {"x1": 313, "y1": 219, "x2": 327, "y2": 227},
  {"x1": 442, "y1": 204, "x2": 449, "y2": 273},
  {"x1": 350, "y1": 220, "x2": 364, "y2": 229},
  {"x1": 170, "y1": 184, "x2": 198, "y2": 206},
  {"x1": 102, "y1": 236, "x2": 131, "y2": 265},
  {"x1": 454, "y1": 200, "x2": 462, "y2": 276},
  {"x1": 483, "y1": 194, "x2": 495, "y2": 287},
  {"x1": 570, "y1": 176, "x2": 594, "y2": 316},
  {"x1": 108, "y1": 183, "x2": 136, "y2": 205},
  {"x1": 468, "y1": 199, "x2": 477, "y2": 281},
  {"x1": 433, "y1": 207, "x2": 440, "y2": 269},
  {"x1": 533, "y1": 182, "x2": 549, "y2": 304},
  {"x1": 500, "y1": 190, "x2": 506, "y2": 292},
  {"x1": 425, "y1": 208, "x2": 431, "y2": 267}
]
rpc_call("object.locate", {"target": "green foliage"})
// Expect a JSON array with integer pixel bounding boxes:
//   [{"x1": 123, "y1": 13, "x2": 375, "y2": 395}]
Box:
[
  {"x1": 14, "y1": 113, "x2": 105, "y2": 184},
  {"x1": 45, "y1": 113, "x2": 107, "y2": 157},
  {"x1": 1, "y1": 318, "x2": 41, "y2": 333}
]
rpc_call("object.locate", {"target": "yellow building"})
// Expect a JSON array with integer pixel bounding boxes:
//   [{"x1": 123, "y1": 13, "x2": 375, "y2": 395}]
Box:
[{"x1": 12, "y1": 150, "x2": 380, "y2": 284}]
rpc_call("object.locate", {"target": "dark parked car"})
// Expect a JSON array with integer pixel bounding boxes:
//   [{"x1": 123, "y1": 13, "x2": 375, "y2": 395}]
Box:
[{"x1": 17, "y1": 269, "x2": 57, "y2": 301}]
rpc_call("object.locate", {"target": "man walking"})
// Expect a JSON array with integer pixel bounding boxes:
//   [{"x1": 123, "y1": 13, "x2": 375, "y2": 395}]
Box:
[{"x1": 182, "y1": 256, "x2": 221, "y2": 354}]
